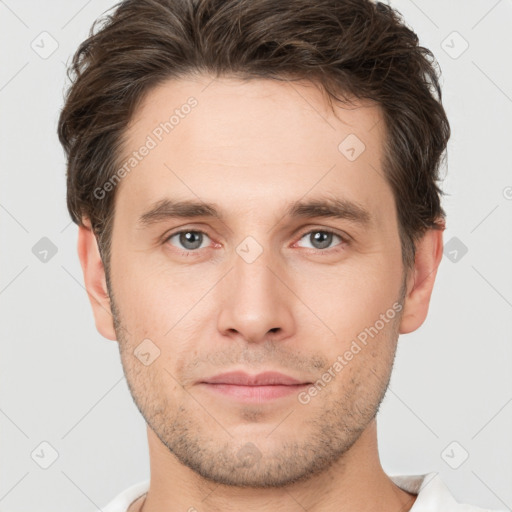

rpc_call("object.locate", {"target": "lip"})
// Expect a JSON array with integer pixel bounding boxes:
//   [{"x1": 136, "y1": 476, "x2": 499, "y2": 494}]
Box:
[
  {"x1": 198, "y1": 371, "x2": 310, "y2": 403},
  {"x1": 201, "y1": 371, "x2": 307, "y2": 386}
]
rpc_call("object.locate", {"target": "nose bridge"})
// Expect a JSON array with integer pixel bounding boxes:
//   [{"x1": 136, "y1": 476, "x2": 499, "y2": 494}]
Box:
[
  {"x1": 216, "y1": 235, "x2": 294, "y2": 343},
  {"x1": 234, "y1": 239, "x2": 279, "y2": 299}
]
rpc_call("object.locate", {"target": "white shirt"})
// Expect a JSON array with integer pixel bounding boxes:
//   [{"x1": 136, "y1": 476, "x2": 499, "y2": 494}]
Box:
[{"x1": 100, "y1": 472, "x2": 505, "y2": 512}]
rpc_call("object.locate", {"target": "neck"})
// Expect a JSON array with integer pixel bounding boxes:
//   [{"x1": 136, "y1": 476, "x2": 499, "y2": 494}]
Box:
[{"x1": 137, "y1": 420, "x2": 416, "y2": 512}]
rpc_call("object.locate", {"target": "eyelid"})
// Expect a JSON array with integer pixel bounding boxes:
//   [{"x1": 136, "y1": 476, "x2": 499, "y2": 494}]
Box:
[
  {"x1": 294, "y1": 225, "x2": 351, "y2": 243},
  {"x1": 161, "y1": 223, "x2": 212, "y2": 242}
]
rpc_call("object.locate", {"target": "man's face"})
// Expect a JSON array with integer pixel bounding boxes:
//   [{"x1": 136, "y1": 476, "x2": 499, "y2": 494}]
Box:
[{"x1": 108, "y1": 75, "x2": 407, "y2": 487}]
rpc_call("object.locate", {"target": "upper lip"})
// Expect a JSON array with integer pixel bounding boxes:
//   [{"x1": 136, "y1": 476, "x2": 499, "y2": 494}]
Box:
[{"x1": 201, "y1": 371, "x2": 308, "y2": 386}]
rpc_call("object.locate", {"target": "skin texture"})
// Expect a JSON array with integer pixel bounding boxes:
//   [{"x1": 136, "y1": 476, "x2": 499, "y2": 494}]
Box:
[{"x1": 78, "y1": 74, "x2": 443, "y2": 511}]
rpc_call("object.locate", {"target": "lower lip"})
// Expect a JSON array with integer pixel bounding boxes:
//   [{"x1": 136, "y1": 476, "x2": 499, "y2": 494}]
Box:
[{"x1": 199, "y1": 383, "x2": 309, "y2": 402}]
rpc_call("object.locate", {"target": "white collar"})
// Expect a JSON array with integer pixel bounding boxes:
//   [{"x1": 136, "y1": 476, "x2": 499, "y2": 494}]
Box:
[{"x1": 104, "y1": 472, "x2": 495, "y2": 512}]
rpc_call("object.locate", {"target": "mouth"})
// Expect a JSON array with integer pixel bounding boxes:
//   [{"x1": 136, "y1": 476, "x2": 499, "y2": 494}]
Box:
[{"x1": 198, "y1": 371, "x2": 311, "y2": 403}]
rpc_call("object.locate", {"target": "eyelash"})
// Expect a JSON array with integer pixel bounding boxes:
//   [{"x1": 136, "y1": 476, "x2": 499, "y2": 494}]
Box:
[{"x1": 163, "y1": 227, "x2": 349, "y2": 257}]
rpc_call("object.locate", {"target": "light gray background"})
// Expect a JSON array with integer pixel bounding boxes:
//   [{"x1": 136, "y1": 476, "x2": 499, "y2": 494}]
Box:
[{"x1": 1, "y1": 0, "x2": 511, "y2": 510}]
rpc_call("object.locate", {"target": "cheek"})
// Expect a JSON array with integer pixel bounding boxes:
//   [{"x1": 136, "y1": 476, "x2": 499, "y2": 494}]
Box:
[
  {"x1": 293, "y1": 255, "x2": 402, "y2": 338},
  {"x1": 111, "y1": 261, "x2": 216, "y2": 367},
  {"x1": 110, "y1": 245, "x2": 178, "y2": 330}
]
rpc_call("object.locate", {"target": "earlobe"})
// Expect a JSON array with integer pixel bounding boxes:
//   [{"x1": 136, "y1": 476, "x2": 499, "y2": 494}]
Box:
[
  {"x1": 399, "y1": 227, "x2": 444, "y2": 335},
  {"x1": 77, "y1": 219, "x2": 117, "y2": 341}
]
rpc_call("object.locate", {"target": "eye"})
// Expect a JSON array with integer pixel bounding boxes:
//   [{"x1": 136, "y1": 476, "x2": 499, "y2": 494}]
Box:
[
  {"x1": 295, "y1": 229, "x2": 346, "y2": 252},
  {"x1": 165, "y1": 230, "x2": 211, "y2": 252},
  {"x1": 164, "y1": 227, "x2": 348, "y2": 255}
]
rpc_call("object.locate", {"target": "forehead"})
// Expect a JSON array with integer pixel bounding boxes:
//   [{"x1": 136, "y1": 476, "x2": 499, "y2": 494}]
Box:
[
  {"x1": 116, "y1": 74, "x2": 393, "y2": 228},
  {"x1": 126, "y1": 75, "x2": 384, "y2": 151}
]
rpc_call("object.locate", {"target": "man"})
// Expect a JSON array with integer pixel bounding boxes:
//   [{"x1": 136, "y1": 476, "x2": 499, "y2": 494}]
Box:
[{"x1": 57, "y1": 0, "x2": 501, "y2": 510}]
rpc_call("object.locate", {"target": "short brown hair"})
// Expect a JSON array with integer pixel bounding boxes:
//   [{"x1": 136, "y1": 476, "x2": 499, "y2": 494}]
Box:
[{"x1": 58, "y1": 0, "x2": 450, "y2": 276}]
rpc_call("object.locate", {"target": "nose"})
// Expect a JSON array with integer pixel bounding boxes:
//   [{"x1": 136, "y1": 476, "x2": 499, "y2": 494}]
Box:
[{"x1": 216, "y1": 246, "x2": 296, "y2": 345}]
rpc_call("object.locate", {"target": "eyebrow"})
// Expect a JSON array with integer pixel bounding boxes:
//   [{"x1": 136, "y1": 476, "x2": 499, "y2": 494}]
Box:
[{"x1": 137, "y1": 196, "x2": 372, "y2": 228}]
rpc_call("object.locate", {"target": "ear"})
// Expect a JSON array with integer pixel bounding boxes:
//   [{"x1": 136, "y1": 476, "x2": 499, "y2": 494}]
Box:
[
  {"x1": 77, "y1": 218, "x2": 117, "y2": 341},
  {"x1": 399, "y1": 226, "x2": 444, "y2": 334}
]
